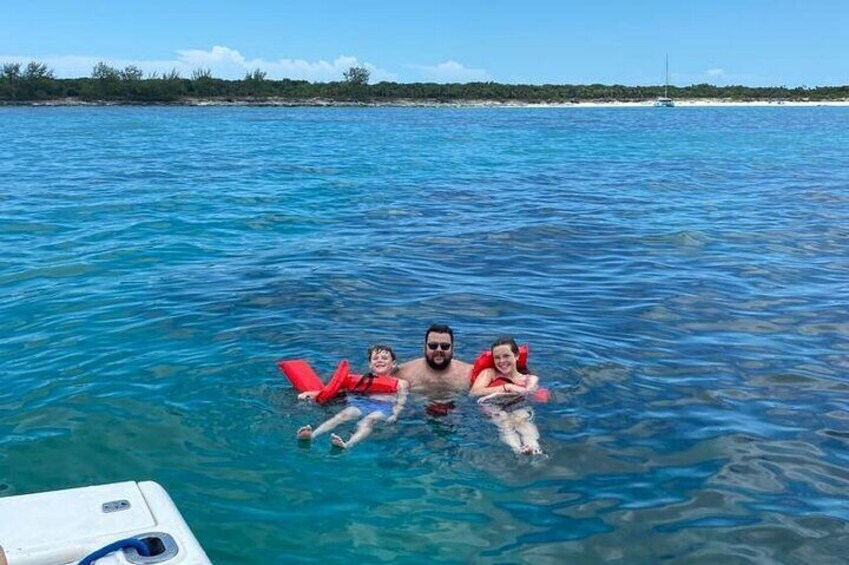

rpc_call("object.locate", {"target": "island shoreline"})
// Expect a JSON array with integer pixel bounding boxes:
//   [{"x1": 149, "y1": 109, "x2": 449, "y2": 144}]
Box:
[{"x1": 3, "y1": 97, "x2": 849, "y2": 108}]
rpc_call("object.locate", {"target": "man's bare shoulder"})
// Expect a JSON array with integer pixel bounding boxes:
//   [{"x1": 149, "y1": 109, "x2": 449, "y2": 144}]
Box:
[
  {"x1": 451, "y1": 359, "x2": 472, "y2": 371},
  {"x1": 445, "y1": 359, "x2": 471, "y2": 378},
  {"x1": 447, "y1": 360, "x2": 472, "y2": 385},
  {"x1": 396, "y1": 358, "x2": 426, "y2": 379},
  {"x1": 398, "y1": 357, "x2": 425, "y2": 369}
]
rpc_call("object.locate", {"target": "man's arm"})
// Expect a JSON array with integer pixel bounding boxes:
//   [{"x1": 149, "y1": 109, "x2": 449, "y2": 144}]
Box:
[
  {"x1": 394, "y1": 359, "x2": 421, "y2": 383},
  {"x1": 452, "y1": 359, "x2": 473, "y2": 392}
]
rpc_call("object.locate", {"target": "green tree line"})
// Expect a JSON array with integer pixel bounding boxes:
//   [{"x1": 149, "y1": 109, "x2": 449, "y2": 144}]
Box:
[{"x1": 2, "y1": 62, "x2": 847, "y2": 103}]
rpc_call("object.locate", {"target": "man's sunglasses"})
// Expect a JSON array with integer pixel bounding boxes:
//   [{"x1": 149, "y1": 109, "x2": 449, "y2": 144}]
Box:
[{"x1": 427, "y1": 342, "x2": 452, "y2": 351}]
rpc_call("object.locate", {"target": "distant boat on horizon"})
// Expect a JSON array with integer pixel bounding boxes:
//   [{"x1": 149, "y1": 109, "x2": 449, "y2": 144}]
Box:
[{"x1": 654, "y1": 55, "x2": 675, "y2": 107}]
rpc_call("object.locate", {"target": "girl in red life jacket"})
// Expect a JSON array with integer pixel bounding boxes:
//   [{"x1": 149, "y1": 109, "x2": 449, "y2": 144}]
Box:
[
  {"x1": 470, "y1": 336, "x2": 544, "y2": 456},
  {"x1": 296, "y1": 344, "x2": 409, "y2": 450}
]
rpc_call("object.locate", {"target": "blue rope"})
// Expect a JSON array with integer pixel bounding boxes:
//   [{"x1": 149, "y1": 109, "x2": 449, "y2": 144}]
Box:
[{"x1": 77, "y1": 537, "x2": 151, "y2": 565}]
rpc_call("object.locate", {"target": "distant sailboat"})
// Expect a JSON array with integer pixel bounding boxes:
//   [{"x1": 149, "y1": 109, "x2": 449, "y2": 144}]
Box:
[{"x1": 654, "y1": 55, "x2": 675, "y2": 107}]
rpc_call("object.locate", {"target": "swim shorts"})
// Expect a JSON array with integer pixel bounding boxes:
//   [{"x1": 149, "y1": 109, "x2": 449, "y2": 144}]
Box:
[{"x1": 347, "y1": 396, "x2": 393, "y2": 418}]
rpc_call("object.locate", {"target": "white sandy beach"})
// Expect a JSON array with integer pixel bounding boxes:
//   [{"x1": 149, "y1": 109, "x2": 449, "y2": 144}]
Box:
[
  {"x1": 425, "y1": 98, "x2": 849, "y2": 108},
  {"x1": 19, "y1": 97, "x2": 849, "y2": 108},
  {"x1": 184, "y1": 97, "x2": 849, "y2": 108},
  {"x1": 538, "y1": 99, "x2": 849, "y2": 108}
]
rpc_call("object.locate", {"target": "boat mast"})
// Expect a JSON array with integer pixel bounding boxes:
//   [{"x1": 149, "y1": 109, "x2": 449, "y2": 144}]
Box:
[{"x1": 664, "y1": 54, "x2": 669, "y2": 98}]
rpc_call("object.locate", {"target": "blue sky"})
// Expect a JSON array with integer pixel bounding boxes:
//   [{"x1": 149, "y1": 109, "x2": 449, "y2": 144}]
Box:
[{"x1": 2, "y1": 1, "x2": 846, "y2": 86}]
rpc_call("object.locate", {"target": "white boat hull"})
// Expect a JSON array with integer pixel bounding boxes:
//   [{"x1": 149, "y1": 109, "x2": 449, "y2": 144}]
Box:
[{"x1": 0, "y1": 481, "x2": 210, "y2": 565}]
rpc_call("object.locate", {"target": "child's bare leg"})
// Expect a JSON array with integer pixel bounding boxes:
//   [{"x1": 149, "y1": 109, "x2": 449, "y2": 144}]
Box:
[
  {"x1": 313, "y1": 407, "x2": 361, "y2": 437},
  {"x1": 499, "y1": 424, "x2": 524, "y2": 454},
  {"x1": 297, "y1": 407, "x2": 361, "y2": 442},
  {"x1": 514, "y1": 410, "x2": 543, "y2": 454},
  {"x1": 346, "y1": 412, "x2": 386, "y2": 447},
  {"x1": 333, "y1": 412, "x2": 385, "y2": 450},
  {"x1": 490, "y1": 410, "x2": 524, "y2": 454}
]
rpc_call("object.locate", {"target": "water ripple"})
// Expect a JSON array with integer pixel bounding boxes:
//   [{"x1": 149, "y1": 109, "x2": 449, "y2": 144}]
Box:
[{"x1": 1, "y1": 106, "x2": 848, "y2": 563}]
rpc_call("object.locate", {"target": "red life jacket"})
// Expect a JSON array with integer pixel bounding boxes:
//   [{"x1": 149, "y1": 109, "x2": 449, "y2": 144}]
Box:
[
  {"x1": 277, "y1": 359, "x2": 324, "y2": 392},
  {"x1": 277, "y1": 358, "x2": 398, "y2": 404}
]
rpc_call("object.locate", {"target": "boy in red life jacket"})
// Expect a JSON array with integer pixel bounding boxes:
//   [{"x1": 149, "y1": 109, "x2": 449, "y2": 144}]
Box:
[
  {"x1": 470, "y1": 336, "x2": 544, "y2": 456},
  {"x1": 296, "y1": 344, "x2": 409, "y2": 450}
]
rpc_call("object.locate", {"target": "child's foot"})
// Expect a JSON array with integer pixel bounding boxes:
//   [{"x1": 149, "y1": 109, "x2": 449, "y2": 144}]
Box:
[
  {"x1": 521, "y1": 445, "x2": 544, "y2": 456},
  {"x1": 330, "y1": 433, "x2": 348, "y2": 449},
  {"x1": 297, "y1": 425, "x2": 313, "y2": 441}
]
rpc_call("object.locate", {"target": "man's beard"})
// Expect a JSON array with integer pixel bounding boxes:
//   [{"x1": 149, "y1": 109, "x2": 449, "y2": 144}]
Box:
[{"x1": 426, "y1": 355, "x2": 452, "y2": 371}]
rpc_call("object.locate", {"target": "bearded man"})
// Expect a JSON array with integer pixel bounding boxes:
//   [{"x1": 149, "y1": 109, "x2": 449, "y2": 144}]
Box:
[{"x1": 396, "y1": 324, "x2": 472, "y2": 408}]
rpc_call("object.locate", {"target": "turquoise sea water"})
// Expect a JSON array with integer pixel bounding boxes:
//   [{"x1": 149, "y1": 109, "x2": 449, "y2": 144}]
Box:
[{"x1": 1, "y1": 106, "x2": 848, "y2": 563}]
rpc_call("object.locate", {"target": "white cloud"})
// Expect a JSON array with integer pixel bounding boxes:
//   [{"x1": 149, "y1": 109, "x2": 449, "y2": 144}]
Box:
[
  {"x1": 1, "y1": 50, "x2": 491, "y2": 84},
  {"x1": 175, "y1": 46, "x2": 399, "y2": 82},
  {"x1": 412, "y1": 60, "x2": 490, "y2": 83},
  {"x1": 0, "y1": 46, "x2": 397, "y2": 82},
  {"x1": 706, "y1": 68, "x2": 725, "y2": 77},
  {"x1": 1, "y1": 54, "x2": 103, "y2": 78}
]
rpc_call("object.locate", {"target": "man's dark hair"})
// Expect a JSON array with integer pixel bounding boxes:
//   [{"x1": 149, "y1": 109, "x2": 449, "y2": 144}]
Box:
[{"x1": 425, "y1": 323, "x2": 454, "y2": 344}]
